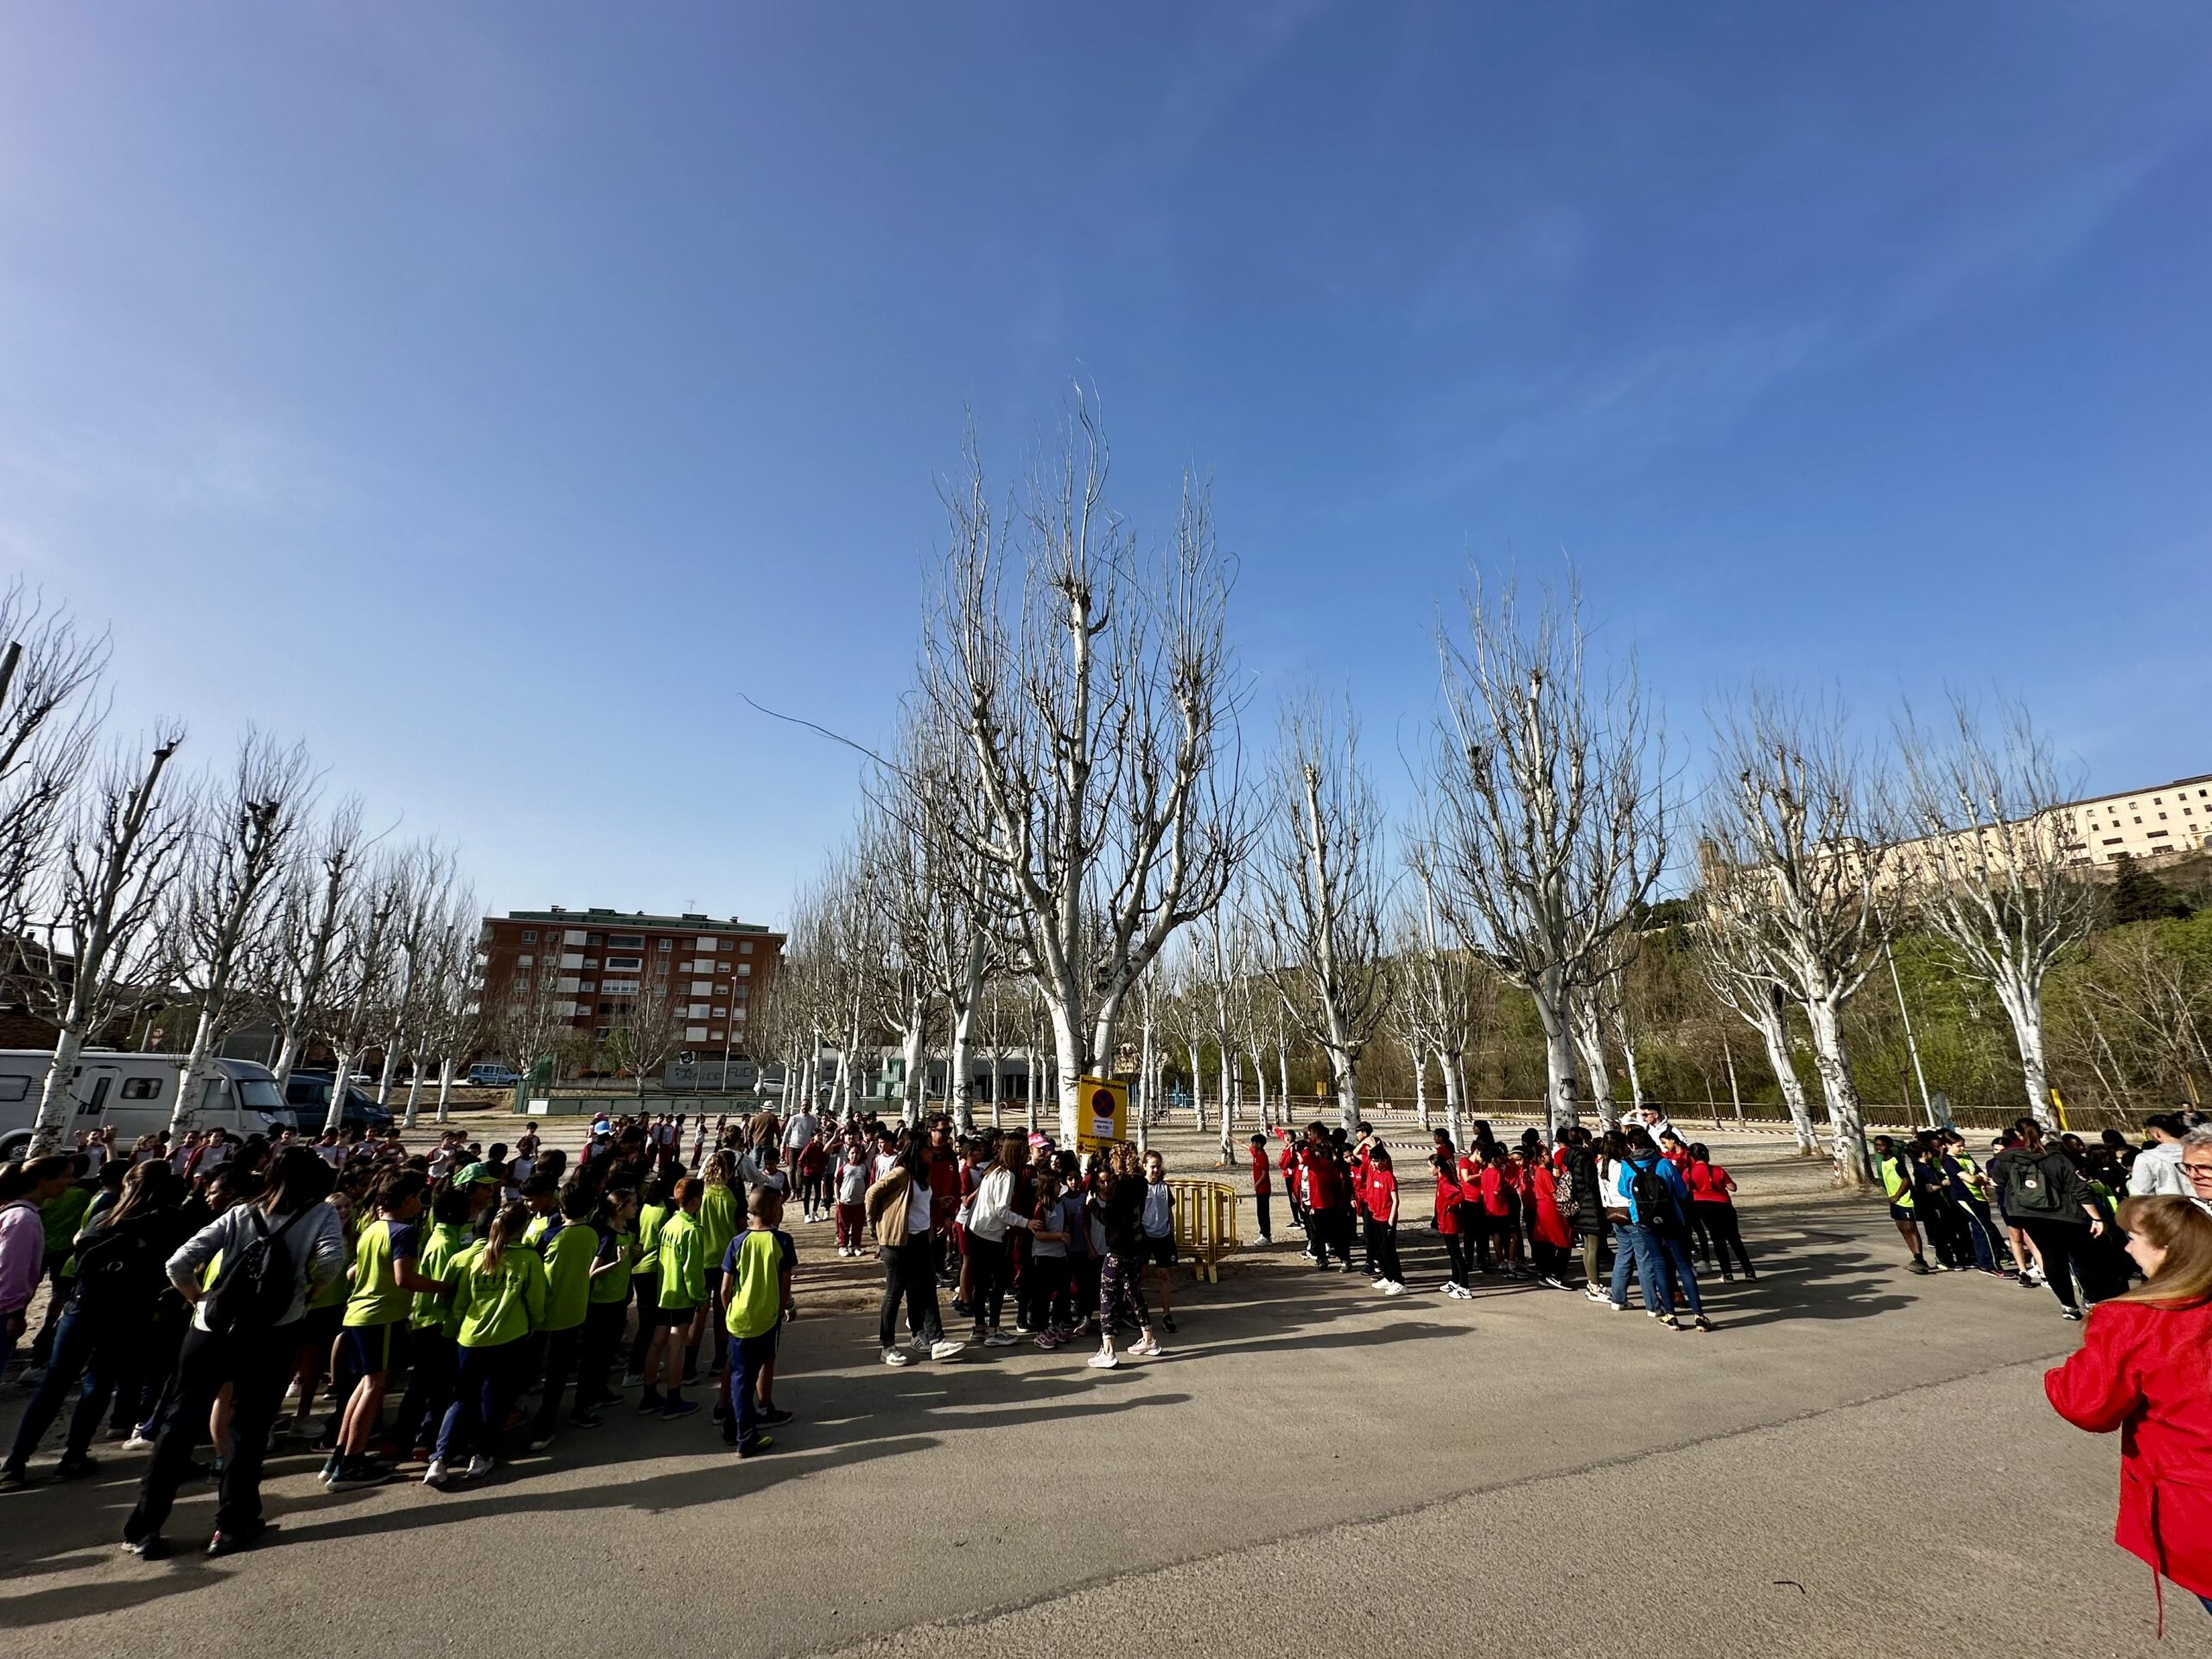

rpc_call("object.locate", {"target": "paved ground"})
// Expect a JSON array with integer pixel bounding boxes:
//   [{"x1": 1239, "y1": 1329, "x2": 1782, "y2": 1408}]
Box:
[{"x1": 0, "y1": 1122, "x2": 2181, "y2": 1657}]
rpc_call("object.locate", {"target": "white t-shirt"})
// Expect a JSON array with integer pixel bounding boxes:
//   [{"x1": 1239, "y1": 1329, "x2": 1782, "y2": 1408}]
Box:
[
  {"x1": 783, "y1": 1112, "x2": 817, "y2": 1152},
  {"x1": 837, "y1": 1158, "x2": 868, "y2": 1205},
  {"x1": 904, "y1": 1178, "x2": 931, "y2": 1235}
]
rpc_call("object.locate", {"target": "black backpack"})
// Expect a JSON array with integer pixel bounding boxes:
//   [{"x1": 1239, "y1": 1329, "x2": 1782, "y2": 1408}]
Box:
[
  {"x1": 1628, "y1": 1160, "x2": 1682, "y2": 1235},
  {"x1": 71, "y1": 1216, "x2": 168, "y2": 1311},
  {"x1": 201, "y1": 1207, "x2": 308, "y2": 1335},
  {"x1": 2005, "y1": 1154, "x2": 2063, "y2": 1216}
]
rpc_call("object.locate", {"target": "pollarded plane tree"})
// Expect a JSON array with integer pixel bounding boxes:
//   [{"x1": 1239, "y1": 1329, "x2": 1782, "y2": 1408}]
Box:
[
  {"x1": 162, "y1": 732, "x2": 313, "y2": 1135},
  {"x1": 918, "y1": 399, "x2": 1249, "y2": 1145},
  {"x1": 0, "y1": 585, "x2": 106, "y2": 969},
  {"x1": 1427, "y1": 575, "x2": 1667, "y2": 1134},
  {"x1": 1703, "y1": 690, "x2": 1896, "y2": 1188},
  {"x1": 1896, "y1": 696, "x2": 2097, "y2": 1127},
  {"x1": 1692, "y1": 855, "x2": 1821, "y2": 1154},
  {"x1": 22, "y1": 725, "x2": 193, "y2": 1154},
  {"x1": 1251, "y1": 694, "x2": 1394, "y2": 1135}
]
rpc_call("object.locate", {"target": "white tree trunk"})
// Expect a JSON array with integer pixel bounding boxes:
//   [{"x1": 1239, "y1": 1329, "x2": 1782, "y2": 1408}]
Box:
[
  {"x1": 168, "y1": 1007, "x2": 224, "y2": 1135},
  {"x1": 949, "y1": 1001, "x2": 976, "y2": 1134},
  {"x1": 374, "y1": 1048, "x2": 397, "y2": 1109},
  {"x1": 1329, "y1": 1047, "x2": 1359, "y2": 1134},
  {"x1": 1535, "y1": 985, "x2": 1582, "y2": 1134},
  {"x1": 1571, "y1": 999, "x2": 1612, "y2": 1128},
  {"x1": 1804, "y1": 991, "x2": 1871, "y2": 1187},
  {"x1": 1412, "y1": 1051, "x2": 1430, "y2": 1128},
  {"x1": 404, "y1": 1049, "x2": 425, "y2": 1128},
  {"x1": 1440, "y1": 1050, "x2": 1464, "y2": 1147},
  {"x1": 435, "y1": 1054, "x2": 454, "y2": 1124},
  {"x1": 29, "y1": 1028, "x2": 87, "y2": 1155},
  {"x1": 1217, "y1": 1047, "x2": 1235, "y2": 1159},
  {"x1": 1252, "y1": 1047, "x2": 1270, "y2": 1130},
  {"x1": 1745, "y1": 1002, "x2": 1817, "y2": 1154},
  {"x1": 1994, "y1": 973, "x2": 2056, "y2": 1128},
  {"x1": 324, "y1": 1049, "x2": 355, "y2": 1134}
]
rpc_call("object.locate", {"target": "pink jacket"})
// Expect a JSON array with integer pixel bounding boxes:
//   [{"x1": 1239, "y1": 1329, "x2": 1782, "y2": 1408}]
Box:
[{"x1": 0, "y1": 1199, "x2": 46, "y2": 1317}]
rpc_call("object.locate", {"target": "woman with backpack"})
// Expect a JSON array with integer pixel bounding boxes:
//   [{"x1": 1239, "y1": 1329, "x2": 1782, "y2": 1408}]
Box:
[
  {"x1": 1991, "y1": 1118, "x2": 2121, "y2": 1320},
  {"x1": 1, "y1": 1161, "x2": 188, "y2": 1489},
  {"x1": 123, "y1": 1145, "x2": 346, "y2": 1560}
]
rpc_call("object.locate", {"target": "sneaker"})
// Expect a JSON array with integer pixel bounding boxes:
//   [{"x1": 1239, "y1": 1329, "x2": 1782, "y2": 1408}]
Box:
[
  {"x1": 635, "y1": 1394, "x2": 664, "y2": 1415},
  {"x1": 316, "y1": 1454, "x2": 343, "y2": 1488},
  {"x1": 1906, "y1": 1259, "x2": 1931, "y2": 1275},
  {"x1": 14, "y1": 1367, "x2": 45, "y2": 1392},
  {"x1": 1453, "y1": 1285, "x2": 1476, "y2": 1300},
  {"x1": 325, "y1": 1459, "x2": 391, "y2": 1491},
  {"x1": 2061, "y1": 1306, "x2": 2084, "y2": 1321},
  {"x1": 1162, "y1": 1314, "x2": 1178, "y2": 1333},
  {"x1": 983, "y1": 1331, "x2": 1017, "y2": 1349},
  {"x1": 1013, "y1": 1323, "x2": 1037, "y2": 1336},
  {"x1": 525, "y1": 1434, "x2": 556, "y2": 1453},
  {"x1": 1656, "y1": 1314, "x2": 1681, "y2": 1329},
  {"x1": 757, "y1": 1406, "x2": 794, "y2": 1427},
  {"x1": 1540, "y1": 1274, "x2": 1567, "y2": 1291},
  {"x1": 569, "y1": 1411, "x2": 604, "y2": 1429},
  {"x1": 422, "y1": 1458, "x2": 451, "y2": 1488},
  {"x1": 1608, "y1": 1300, "x2": 1626, "y2": 1313},
  {"x1": 122, "y1": 1431, "x2": 156, "y2": 1452},
  {"x1": 928, "y1": 1338, "x2": 966, "y2": 1362},
  {"x1": 1086, "y1": 1351, "x2": 1119, "y2": 1370},
  {"x1": 53, "y1": 1455, "x2": 99, "y2": 1482},
  {"x1": 736, "y1": 1433, "x2": 774, "y2": 1458},
  {"x1": 621, "y1": 1371, "x2": 645, "y2": 1386},
  {"x1": 881, "y1": 1347, "x2": 912, "y2": 1367},
  {"x1": 950, "y1": 1299, "x2": 973, "y2": 1319},
  {"x1": 1694, "y1": 1315, "x2": 1715, "y2": 1332},
  {"x1": 661, "y1": 1400, "x2": 701, "y2": 1421},
  {"x1": 122, "y1": 1534, "x2": 171, "y2": 1560},
  {"x1": 1129, "y1": 1337, "x2": 1162, "y2": 1357},
  {"x1": 0, "y1": 1463, "x2": 28, "y2": 1491},
  {"x1": 463, "y1": 1454, "x2": 494, "y2": 1480},
  {"x1": 1380, "y1": 1281, "x2": 1405, "y2": 1296},
  {"x1": 1033, "y1": 1333, "x2": 1064, "y2": 1351}
]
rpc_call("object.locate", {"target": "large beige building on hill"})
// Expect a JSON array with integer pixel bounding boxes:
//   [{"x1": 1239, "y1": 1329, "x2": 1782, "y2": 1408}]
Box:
[{"x1": 2055, "y1": 773, "x2": 2212, "y2": 866}]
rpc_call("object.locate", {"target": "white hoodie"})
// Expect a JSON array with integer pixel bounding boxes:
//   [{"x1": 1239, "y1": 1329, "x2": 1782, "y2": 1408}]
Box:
[{"x1": 2127, "y1": 1141, "x2": 2190, "y2": 1198}]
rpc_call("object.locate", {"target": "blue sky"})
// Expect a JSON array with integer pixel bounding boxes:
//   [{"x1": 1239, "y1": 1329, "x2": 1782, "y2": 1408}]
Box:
[{"x1": 3, "y1": 3, "x2": 2209, "y2": 925}]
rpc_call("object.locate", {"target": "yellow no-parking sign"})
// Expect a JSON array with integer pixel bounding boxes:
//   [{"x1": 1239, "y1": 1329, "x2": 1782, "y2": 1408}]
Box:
[{"x1": 1077, "y1": 1076, "x2": 1127, "y2": 1150}]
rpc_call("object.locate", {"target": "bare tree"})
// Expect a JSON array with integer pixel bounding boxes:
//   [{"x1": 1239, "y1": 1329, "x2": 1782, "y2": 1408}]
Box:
[
  {"x1": 1704, "y1": 691, "x2": 1894, "y2": 1187},
  {"x1": 605, "y1": 940, "x2": 686, "y2": 1099},
  {"x1": 24, "y1": 728, "x2": 192, "y2": 1151},
  {"x1": 166, "y1": 733, "x2": 313, "y2": 1134},
  {"x1": 1692, "y1": 870, "x2": 1819, "y2": 1153},
  {"x1": 1427, "y1": 575, "x2": 1666, "y2": 1132},
  {"x1": 1897, "y1": 696, "x2": 2096, "y2": 1126},
  {"x1": 0, "y1": 586, "x2": 108, "y2": 954},
  {"x1": 919, "y1": 400, "x2": 1248, "y2": 1142},
  {"x1": 260, "y1": 798, "x2": 371, "y2": 1090},
  {"x1": 1252, "y1": 695, "x2": 1393, "y2": 1132},
  {"x1": 315, "y1": 849, "x2": 414, "y2": 1132},
  {"x1": 409, "y1": 887, "x2": 481, "y2": 1125}
]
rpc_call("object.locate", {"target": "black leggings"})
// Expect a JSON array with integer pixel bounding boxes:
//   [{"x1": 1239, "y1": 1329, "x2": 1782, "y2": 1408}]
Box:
[
  {"x1": 968, "y1": 1235, "x2": 1013, "y2": 1332},
  {"x1": 1696, "y1": 1203, "x2": 1755, "y2": 1276},
  {"x1": 2018, "y1": 1217, "x2": 2120, "y2": 1311},
  {"x1": 1444, "y1": 1230, "x2": 1474, "y2": 1287}
]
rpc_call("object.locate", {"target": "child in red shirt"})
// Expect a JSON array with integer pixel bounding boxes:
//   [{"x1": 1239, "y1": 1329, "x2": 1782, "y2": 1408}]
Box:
[
  {"x1": 1363, "y1": 1147, "x2": 1406, "y2": 1294},
  {"x1": 1432, "y1": 1134, "x2": 1473, "y2": 1299},
  {"x1": 1248, "y1": 1135, "x2": 1274, "y2": 1243},
  {"x1": 1276, "y1": 1130, "x2": 1303, "y2": 1236}
]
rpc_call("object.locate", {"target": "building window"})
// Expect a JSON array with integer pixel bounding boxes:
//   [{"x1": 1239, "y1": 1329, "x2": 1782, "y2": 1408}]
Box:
[
  {"x1": 740, "y1": 941, "x2": 753, "y2": 955},
  {"x1": 695, "y1": 938, "x2": 718, "y2": 951},
  {"x1": 709, "y1": 1027, "x2": 724, "y2": 1040},
  {"x1": 520, "y1": 929, "x2": 537, "y2": 944},
  {"x1": 686, "y1": 1025, "x2": 710, "y2": 1041},
  {"x1": 587, "y1": 933, "x2": 605, "y2": 946},
  {"x1": 736, "y1": 963, "x2": 751, "y2": 976},
  {"x1": 658, "y1": 938, "x2": 673, "y2": 951},
  {"x1": 601, "y1": 979, "x2": 639, "y2": 995},
  {"x1": 690, "y1": 979, "x2": 715, "y2": 995},
  {"x1": 606, "y1": 956, "x2": 642, "y2": 970},
  {"x1": 517, "y1": 954, "x2": 533, "y2": 968},
  {"x1": 610, "y1": 934, "x2": 645, "y2": 949}
]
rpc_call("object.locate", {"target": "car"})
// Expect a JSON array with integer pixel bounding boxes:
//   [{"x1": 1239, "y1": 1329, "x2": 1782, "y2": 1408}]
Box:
[
  {"x1": 276, "y1": 1071, "x2": 395, "y2": 1134},
  {"x1": 467, "y1": 1063, "x2": 521, "y2": 1088}
]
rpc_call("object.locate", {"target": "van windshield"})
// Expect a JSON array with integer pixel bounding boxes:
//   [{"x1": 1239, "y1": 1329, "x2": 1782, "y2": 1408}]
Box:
[{"x1": 237, "y1": 1078, "x2": 283, "y2": 1111}]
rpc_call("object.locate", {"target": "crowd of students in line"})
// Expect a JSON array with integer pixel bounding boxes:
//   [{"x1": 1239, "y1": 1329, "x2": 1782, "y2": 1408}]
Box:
[
  {"x1": 1872, "y1": 1111, "x2": 2212, "y2": 1319},
  {"x1": 0, "y1": 1103, "x2": 1215, "y2": 1560},
  {"x1": 1255, "y1": 1108, "x2": 1752, "y2": 1330}
]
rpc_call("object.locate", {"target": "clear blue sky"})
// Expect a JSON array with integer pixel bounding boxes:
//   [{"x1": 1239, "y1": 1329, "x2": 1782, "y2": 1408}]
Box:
[{"x1": 5, "y1": 4, "x2": 2208, "y2": 925}]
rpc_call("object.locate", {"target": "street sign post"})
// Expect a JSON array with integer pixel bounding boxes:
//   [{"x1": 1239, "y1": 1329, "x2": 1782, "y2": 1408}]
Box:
[{"x1": 1076, "y1": 1075, "x2": 1128, "y2": 1150}]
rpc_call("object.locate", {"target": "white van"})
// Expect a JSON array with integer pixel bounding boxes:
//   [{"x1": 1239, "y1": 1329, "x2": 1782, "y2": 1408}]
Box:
[{"x1": 0, "y1": 1051, "x2": 289, "y2": 1160}]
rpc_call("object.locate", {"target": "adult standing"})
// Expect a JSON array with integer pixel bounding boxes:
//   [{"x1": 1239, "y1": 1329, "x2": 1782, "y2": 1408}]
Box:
[
  {"x1": 123, "y1": 1146, "x2": 345, "y2": 1559},
  {"x1": 1992, "y1": 1118, "x2": 2122, "y2": 1319},
  {"x1": 2130, "y1": 1115, "x2": 2195, "y2": 1199},
  {"x1": 2045, "y1": 1196, "x2": 2212, "y2": 1631},
  {"x1": 867, "y1": 1137, "x2": 963, "y2": 1367},
  {"x1": 2182, "y1": 1127, "x2": 2212, "y2": 1217},
  {"x1": 1, "y1": 1157, "x2": 74, "y2": 1380}
]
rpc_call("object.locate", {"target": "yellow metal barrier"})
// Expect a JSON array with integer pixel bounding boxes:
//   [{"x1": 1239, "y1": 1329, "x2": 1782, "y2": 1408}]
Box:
[{"x1": 1168, "y1": 1178, "x2": 1242, "y2": 1283}]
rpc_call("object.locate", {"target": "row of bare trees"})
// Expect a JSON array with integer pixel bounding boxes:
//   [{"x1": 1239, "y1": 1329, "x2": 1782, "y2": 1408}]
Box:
[
  {"x1": 755, "y1": 398, "x2": 2152, "y2": 1189},
  {"x1": 0, "y1": 584, "x2": 480, "y2": 1152}
]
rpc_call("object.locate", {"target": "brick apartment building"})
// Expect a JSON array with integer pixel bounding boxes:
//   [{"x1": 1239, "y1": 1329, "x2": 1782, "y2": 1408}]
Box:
[{"x1": 477, "y1": 907, "x2": 785, "y2": 1054}]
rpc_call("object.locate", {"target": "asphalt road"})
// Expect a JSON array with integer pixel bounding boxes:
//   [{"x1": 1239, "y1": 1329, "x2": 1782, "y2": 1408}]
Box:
[{"x1": 0, "y1": 1125, "x2": 2179, "y2": 1658}]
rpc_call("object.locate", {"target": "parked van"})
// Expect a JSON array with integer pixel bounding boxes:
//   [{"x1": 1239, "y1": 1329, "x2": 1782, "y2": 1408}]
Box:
[
  {"x1": 0, "y1": 1051, "x2": 289, "y2": 1160},
  {"x1": 467, "y1": 1063, "x2": 520, "y2": 1089}
]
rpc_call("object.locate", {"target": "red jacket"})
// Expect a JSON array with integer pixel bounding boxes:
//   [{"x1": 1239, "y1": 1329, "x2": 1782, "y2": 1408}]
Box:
[{"x1": 2045, "y1": 1299, "x2": 2212, "y2": 1611}]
